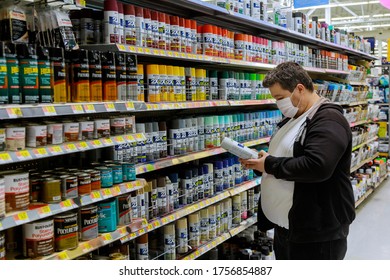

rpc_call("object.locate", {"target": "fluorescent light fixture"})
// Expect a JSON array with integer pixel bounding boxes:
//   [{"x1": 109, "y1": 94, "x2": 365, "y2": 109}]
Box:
[
  {"x1": 338, "y1": 23, "x2": 390, "y2": 29},
  {"x1": 294, "y1": 1, "x2": 380, "y2": 10}
]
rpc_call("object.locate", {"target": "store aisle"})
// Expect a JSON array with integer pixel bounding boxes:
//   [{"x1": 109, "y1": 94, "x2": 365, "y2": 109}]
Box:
[{"x1": 346, "y1": 177, "x2": 390, "y2": 260}]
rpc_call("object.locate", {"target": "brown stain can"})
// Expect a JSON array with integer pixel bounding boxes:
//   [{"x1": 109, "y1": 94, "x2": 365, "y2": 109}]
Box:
[
  {"x1": 58, "y1": 175, "x2": 78, "y2": 199},
  {"x1": 54, "y1": 212, "x2": 79, "y2": 251},
  {"x1": 79, "y1": 205, "x2": 99, "y2": 241},
  {"x1": 0, "y1": 176, "x2": 5, "y2": 219},
  {"x1": 46, "y1": 123, "x2": 64, "y2": 145},
  {"x1": 84, "y1": 169, "x2": 101, "y2": 191},
  {"x1": 5, "y1": 126, "x2": 26, "y2": 151},
  {"x1": 63, "y1": 122, "x2": 80, "y2": 142},
  {"x1": 75, "y1": 172, "x2": 91, "y2": 195},
  {"x1": 0, "y1": 231, "x2": 5, "y2": 260},
  {"x1": 23, "y1": 219, "x2": 55, "y2": 258},
  {"x1": 41, "y1": 178, "x2": 61, "y2": 204},
  {"x1": 1, "y1": 171, "x2": 29, "y2": 212},
  {"x1": 29, "y1": 177, "x2": 41, "y2": 203}
]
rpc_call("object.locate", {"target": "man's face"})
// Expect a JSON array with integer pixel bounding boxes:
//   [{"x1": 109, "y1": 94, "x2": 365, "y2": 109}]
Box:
[{"x1": 269, "y1": 83, "x2": 300, "y2": 107}]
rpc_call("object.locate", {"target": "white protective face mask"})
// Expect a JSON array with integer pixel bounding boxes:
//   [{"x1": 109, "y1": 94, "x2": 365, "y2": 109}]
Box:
[{"x1": 276, "y1": 90, "x2": 301, "y2": 118}]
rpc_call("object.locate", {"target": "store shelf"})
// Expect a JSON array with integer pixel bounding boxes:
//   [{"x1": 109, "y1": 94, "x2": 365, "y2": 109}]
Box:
[
  {"x1": 352, "y1": 136, "x2": 378, "y2": 152},
  {"x1": 0, "y1": 133, "x2": 146, "y2": 166},
  {"x1": 181, "y1": 216, "x2": 257, "y2": 260},
  {"x1": 379, "y1": 152, "x2": 389, "y2": 157},
  {"x1": 42, "y1": 218, "x2": 148, "y2": 260},
  {"x1": 0, "y1": 179, "x2": 146, "y2": 232},
  {"x1": 0, "y1": 101, "x2": 141, "y2": 120},
  {"x1": 120, "y1": 177, "x2": 262, "y2": 244},
  {"x1": 115, "y1": 0, "x2": 376, "y2": 61},
  {"x1": 350, "y1": 152, "x2": 380, "y2": 173},
  {"x1": 136, "y1": 136, "x2": 271, "y2": 174},
  {"x1": 355, "y1": 173, "x2": 388, "y2": 208}
]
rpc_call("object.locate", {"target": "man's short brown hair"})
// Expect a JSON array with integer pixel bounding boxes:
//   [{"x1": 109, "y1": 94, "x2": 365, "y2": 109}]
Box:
[{"x1": 263, "y1": 61, "x2": 314, "y2": 92}]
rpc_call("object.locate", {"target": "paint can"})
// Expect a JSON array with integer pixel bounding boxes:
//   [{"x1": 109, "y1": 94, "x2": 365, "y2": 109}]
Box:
[
  {"x1": 23, "y1": 219, "x2": 55, "y2": 258},
  {"x1": 79, "y1": 120, "x2": 94, "y2": 141},
  {"x1": 84, "y1": 169, "x2": 101, "y2": 191},
  {"x1": 63, "y1": 122, "x2": 80, "y2": 142},
  {"x1": 95, "y1": 166, "x2": 113, "y2": 188},
  {"x1": 75, "y1": 172, "x2": 91, "y2": 195},
  {"x1": 97, "y1": 198, "x2": 118, "y2": 233},
  {"x1": 79, "y1": 205, "x2": 99, "y2": 241},
  {"x1": 117, "y1": 194, "x2": 132, "y2": 225},
  {"x1": 46, "y1": 123, "x2": 64, "y2": 145},
  {"x1": 5, "y1": 126, "x2": 26, "y2": 151},
  {"x1": 110, "y1": 117, "x2": 126, "y2": 136},
  {"x1": 1, "y1": 171, "x2": 29, "y2": 212},
  {"x1": 122, "y1": 162, "x2": 136, "y2": 182},
  {"x1": 58, "y1": 175, "x2": 78, "y2": 200},
  {"x1": 94, "y1": 119, "x2": 110, "y2": 139},
  {"x1": 53, "y1": 212, "x2": 79, "y2": 251},
  {"x1": 0, "y1": 176, "x2": 5, "y2": 219},
  {"x1": 26, "y1": 124, "x2": 47, "y2": 147},
  {"x1": 41, "y1": 178, "x2": 61, "y2": 204},
  {"x1": 107, "y1": 163, "x2": 123, "y2": 184}
]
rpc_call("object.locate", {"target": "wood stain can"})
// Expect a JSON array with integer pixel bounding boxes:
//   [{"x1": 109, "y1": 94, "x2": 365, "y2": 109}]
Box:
[
  {"x1": 79, "y1": 120, "x2": 94, "y2": 141},
  {"x1": 84, "y1": 169, "x2": 101, "y2": 191},
  {"x1": 23, "y1": 219, "x2": 55, "y2": 258},
  {"x1": 41, "y1": 178, "x2": 61, "y2": 204},
  {"x1": 94, "y1": 119, "x2": 110, "y2": 139},
  {"x1": 79, "y1": 205, "x2": 99, "y2": 241},
  {"x1": 1, "y1": 170, "x2": 29, "y2": 212},
  {"x1": 5, "y1": 126, "x2": 26, "y2": 151},
  {"x1": 117, "y1": 193, "x2": 132, "y2": 225},
  {"x1": 54, "y1": 212, "x2": 79, "y2": 251},
  {"x1": 75, "y1": 172, "x2": 91, "y2": 196},
  {"x1": 63, "y1": 122, "x2": 80, "y2": 142},
  {"x1": 58, "y1": 175, "x2": 78, "y2": 199},
  {"x1": 71, "y1": 49, "x2": 90, "y2": 102},
  {"x1": 46, "y1": 122, "x2": 64, "y2": 145},
  {"x1": 26, "y1": 124, "x2": 47, "y2": 148}
]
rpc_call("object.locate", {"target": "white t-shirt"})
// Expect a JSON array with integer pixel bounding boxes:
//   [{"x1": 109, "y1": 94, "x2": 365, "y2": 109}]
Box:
[{"x1": 261, "y1": 109, "x2": 312, "y2": 229}]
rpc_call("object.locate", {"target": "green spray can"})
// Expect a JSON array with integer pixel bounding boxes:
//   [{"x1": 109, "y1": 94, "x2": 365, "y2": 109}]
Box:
[
  {"x1": 5, "y1": 43, "x2": 20, "y2": 104},
  {"x1": 0, "y1": 42, "x2": 8, "y2": 104},
  {"x1": 17, "y1": 44, "x2": 39, "y2": 104},
  {"x1": 37, "y1": 46, "x2": 52, "y2": 103}
]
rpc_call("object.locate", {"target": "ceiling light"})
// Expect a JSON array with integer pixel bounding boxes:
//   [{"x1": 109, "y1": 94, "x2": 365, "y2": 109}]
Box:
[{"x1": 294, "y1": 1, "x2": 380, "y2": 10}]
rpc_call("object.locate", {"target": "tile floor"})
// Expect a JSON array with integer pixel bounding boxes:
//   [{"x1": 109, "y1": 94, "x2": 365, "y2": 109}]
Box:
[{"x1": 345, "y1": 176, "x2": 390, "y2": 260}]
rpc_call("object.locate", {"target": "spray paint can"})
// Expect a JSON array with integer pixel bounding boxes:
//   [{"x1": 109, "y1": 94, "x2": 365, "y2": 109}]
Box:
[
  {"x1": 0, "y1": 43, "x2": 8, "y2": 104},
  {"x1": 176, "y1": 218, "x2": 188, "y2": 254},
  {"x1": 180, "y1": 169, "x2": 192, "y2": 206},
  {"x1": 146, "y1": 64, "x2": 160, "y2": 102},
  {"x1": 116, "y1": 53, "x2": 127, "y2": 101},
  {"x1": 17, "y1": 44, "x2": 39, "y2": 104},
  {"x1": 188, "y1": 212, "x2": 200, "y2": 249},
  {"x1": 80, "y1": 9, "x2": 95, "y2": 44},
  {"x1": 101, "y1": 51, "x2": 117, "y2": 101},
  {"x1": 136, "y1": 234, "x2": 148, "y2": 260},
  {"x1": 158, "y1": 121, "x2": 167, "y2": 158},
  {"x1": 168, "y1": 173, "x2": 180, "y2": 210},
  {"x1": 159, "y1": 64, "x2": 168, "y2": 101},
  {"x1": 136, "y1": 64, "x2": 144, "y2": 101},
  {"x1": 104, "y1": 0, "x2": 119, "y2": 43},
  {"x1": 214, "y1": 161, "x2": 224, "y2": 194},
  {"x1": 126, "y1": 53, "x2": 137, "y2": 101},
  {"x1": 172, "y1": 66, "x2": 181, "y2": 102},
  {"x1": 200, "y1": 208, "x2": 209, "y2": 243},
  {"x1": 208, "y1": 205, "x2": 216, "y2": 239},
  {"x1": 117, "y1": 2, "x2": 125, "y2": 44},
  {"x1": 232, "y1": 194, "x2": 241, "y2": 225},
  {"x1": 37, "y1": 46, "x2": 52, "y2": 103},
  {"x1": 135, "y1": 6, "x2": 144, "y2": 47},
  {"x1": 93, "y1": 10, "x2": 103, "y2": 44},
  {"x1": 88, "y1": 50, "x2": 103, "y2": 102},
  {"x1": 164, "y1": 224, "x2": 176, "y2": 260},
  {"x1": 71, "y1": 49, "x2": 90, "y2": 102},
  {"x1": 185, "y1": 67, "x2": 196, "y2": 101},
  {"x1": 191, "y1": 167, "x2": 199, "y2": 202},
  {"x1": 4, "y1": 43, "x2": 20, "y2": 104},
  {"x1": 124, "y1": 4, "x2": 136, "y2": 45},
  {"x1": 47, "y1": 47, "x2": 66, "y2": 103},
  {"x1": 157, "y1": 176, "x2": 167, "y2": 216}
]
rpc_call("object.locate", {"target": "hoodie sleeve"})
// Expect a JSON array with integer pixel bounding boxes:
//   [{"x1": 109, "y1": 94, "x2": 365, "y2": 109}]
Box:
[{"x1": 264, "y1": 113, "x2": 351, "y2": 183}]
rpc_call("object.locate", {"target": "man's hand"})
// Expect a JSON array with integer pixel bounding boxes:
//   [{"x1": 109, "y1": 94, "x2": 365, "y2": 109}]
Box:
[{"x1": 239, "y1": 150, "x2": 269, "y2": 173}]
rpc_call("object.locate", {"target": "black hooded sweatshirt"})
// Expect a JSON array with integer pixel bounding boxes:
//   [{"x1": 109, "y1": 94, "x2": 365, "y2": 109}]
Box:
[{"x1": 261, "y1": 103, "x2": 356, "y2": 243}]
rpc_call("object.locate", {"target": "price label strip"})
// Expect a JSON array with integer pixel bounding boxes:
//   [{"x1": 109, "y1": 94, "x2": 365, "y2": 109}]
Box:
[
  {"x1": 83, "y1": 104, "x2": 96, "y2": 113},
  {"x1": 49, "y1": 146, "x2": 64, "y2": 155},
  {"x1": 76, "y1": 141, "x2": 89, "y2": 150},
  {"x1": 6, "y1": 107, "x2": 22, "y2": 118},
  {"x1": 104, "y1": 103, "x2": 116, "y2": 112},
  {"x1": 125, "y1": 102, "x2": 135, "y2": 111},
  {"x1": 15, "y1": 150, "x2": 34, "y2": 163},
  {"x1": 60, "y1": 199, "x2": 74, "y2": 210},
  {"x1": 91, "y1": 140, "x2": 103, "y2": 148},
  {"x1": 71, "y1": 105, "x2": 84, "y2": 114},
  {"x1": 37, "y1": 205, "x2": 52, "y2": 217},
  {"x1": 14, "y1": 211, "x2": 30, "y2": 225},
  {"x1": 0, "y1": 152, "x2": 12, "y2": 163},
  {"x1": 32, "y1": 148, "x2": 48, "y2": 158},
  {"x1": 64, "y1": 143, "x2": 77, "y2": 153}
]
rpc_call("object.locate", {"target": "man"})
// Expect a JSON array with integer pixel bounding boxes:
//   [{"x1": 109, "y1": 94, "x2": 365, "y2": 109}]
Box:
[{"x1": 240, "y1": 61, "x2": 356, "y2": 260}]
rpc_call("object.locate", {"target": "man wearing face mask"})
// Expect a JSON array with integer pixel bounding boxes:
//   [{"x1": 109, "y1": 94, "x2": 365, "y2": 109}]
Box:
[{"x1": 240, "y1": 62, "x2": 355, "y2": 260}]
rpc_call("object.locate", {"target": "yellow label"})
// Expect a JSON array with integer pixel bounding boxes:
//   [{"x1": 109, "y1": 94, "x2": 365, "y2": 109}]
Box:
[
  {"x1": 126, "y1": 135, "x2": 135, "y2": 142},
  {"x1": 147, "y1": 224, "x2": 153, "y2": 231},
  {"x1": 139, "y1": 228, "x2": 146, "y2": 235},
  {"x1": 125, "y1": 102, "x2": 135, "y2": 110},
  {"x1": 153, "y1": 49, "x2": 160, "y2": 55},
  {"x1": 43, "y1": 106, "x2": 56, "y2": 115},
  {"x1": 60, "y1": 199, "x2": 72, "y2": 208},
  {"x1": 161, "y1": 217, "x2": 168, "y2": 224},
  {"x1": 24, "y1": 67, "x2": 38, "y2": 75},
  {"x1": 38, "y1": 206, "x2": 51, "y2": 215},
  {"x1": 34, "y1": 148, "x2": 47, "y2": 156},
  {"x1": 6, "y1": 107, "x2": 22, "y2": 118},
  {"x1": 65, "y1": 144, "x2": 77, "y2": 151},
  {"x1": 16, "y1": 212, "x2": 29, "y2": 221},
  {"x1": 130, "y1": 232, "x2": 137, "y2": 238},
  {"x1": 144, "y1": 48, "x2": 151, "y2": 54},
  {"x1": 50, "y1": 146, "x2": 63, "y2": 153},
  {"x1": 81, "y1": 243, "x2": 92, "y2": 252},
  {"x1": 105, "y1": 103, "x2": 116, "y2": 111},
  {"x1": 92, "y1": 140, "x2": 103, "y2": 147},
  {"x1": 102, "y1": 189, "x2": 112, "y2": 196},
  {"x1": 0, "y1": 153, "x2": 11, "y2": 162},
  {"x1": 118, "y1": 45, "x2": 126, "y2": 51},
  {"x1": 58, "y1": 251, "x2": 69, "y2": 260},
  {"x1": 83, "y1": 104, "x2": 95, "y2": 112},
  {"x1": 113, "y1": 186, "x2": 121, "y2": 195},
  {"x1": 103, "y1": 138, "x2": 114, "y2": 145},
  {"x1": 137, "y1": 47, "x2": 144, "y2": 53},
  {"x1": 167, "y1": 51, "x2": 173, "y2": 57},
  {"x1": 71, "y1": 105, "x2": 84, "y2": 113},
  {"x1": 77, "y1": 142, "x2": 88, "y2": 149},
  {"x1": 11, "y1": 66, "x2": 18, "y2": 75},
  {"x1": 91, "y1": 191, "x2": 101, "y2": 200},
  {"x1": 153, "y1": 220, "x2": 161, "y2": 227},
  {"x1": 16, "y1": 150, "x2": 31, "y2": 159},
  {"x1": 102, "y1": 233, "x2": 113, "y2": 242},
  {"x1": 115, "y1": 136, "x2": 125, "y2": 143},
  {"x1": 0, "y1": 65, "x2": 6, "y2": 72},
  {"x1": 129, "y1": 46, "x2": 136, "y2": 52}
]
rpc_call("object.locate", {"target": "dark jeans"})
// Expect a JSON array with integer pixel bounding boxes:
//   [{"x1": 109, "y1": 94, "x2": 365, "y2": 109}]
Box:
[{"x1": 274, "y1": 225, "x2": 347, "y2": 260}]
